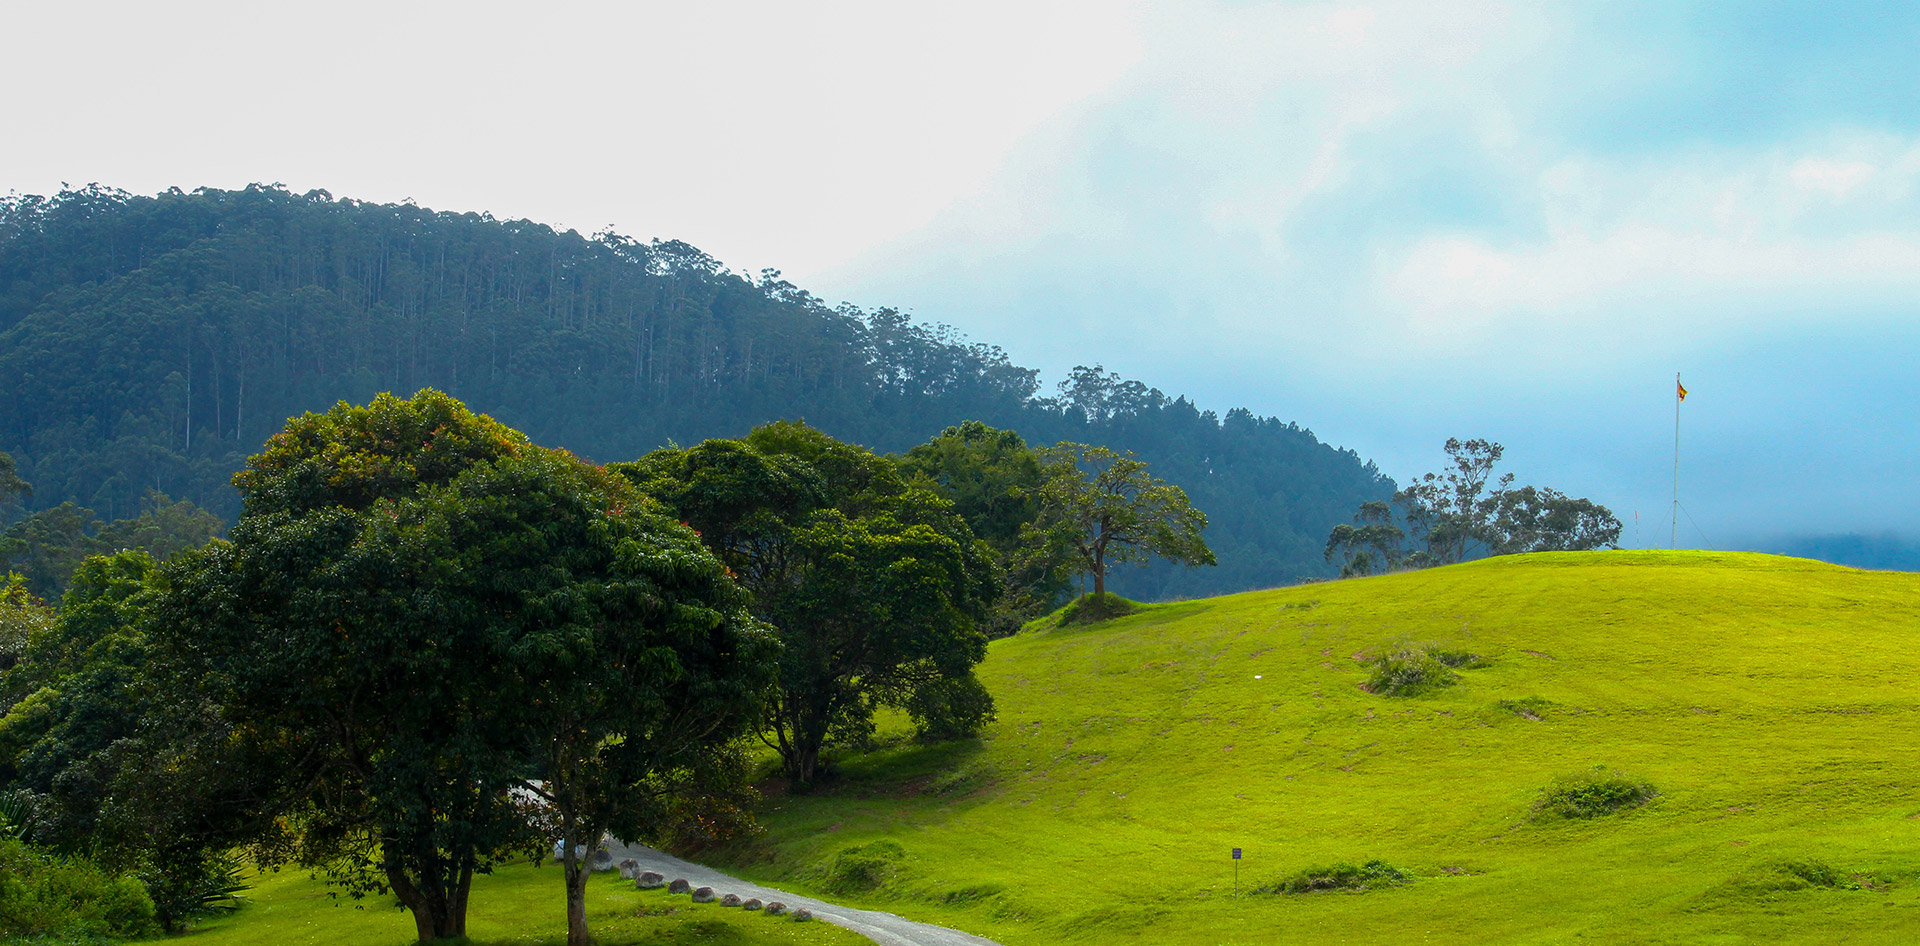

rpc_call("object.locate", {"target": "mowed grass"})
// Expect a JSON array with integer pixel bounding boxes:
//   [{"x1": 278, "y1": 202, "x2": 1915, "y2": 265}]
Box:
[
  {"x1": 718, "y1": 551, "x2": 1920, "y2": 945},
  {"x1": 174, "y1": 861, "x2": 867, "y2": 946}
]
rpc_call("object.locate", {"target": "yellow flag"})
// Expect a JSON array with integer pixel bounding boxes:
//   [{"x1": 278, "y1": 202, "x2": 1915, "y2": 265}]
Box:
[{"x1": 1677, "y1": 379, "x2": 1688, "y2": 401}]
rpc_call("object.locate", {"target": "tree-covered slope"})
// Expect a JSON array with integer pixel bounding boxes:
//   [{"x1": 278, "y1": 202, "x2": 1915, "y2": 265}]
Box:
[
  {"x1": 720, "y1": 552, "x2": 1920, "y2": 945},
  {"x1": 0, "y1": 185, "x2": 1391, "y2": 598}
]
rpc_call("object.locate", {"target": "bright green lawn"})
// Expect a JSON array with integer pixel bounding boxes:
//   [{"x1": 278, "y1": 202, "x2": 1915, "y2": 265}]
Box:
[
  {"x1": 718, "y1": 551, "x2": 1920, "y2": 945},
  {"x1": 175, "y1": 861, "x2": 866, "y2": 946}
]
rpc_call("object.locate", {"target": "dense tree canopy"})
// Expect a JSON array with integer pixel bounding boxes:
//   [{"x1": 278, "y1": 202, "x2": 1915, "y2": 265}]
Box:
[
  {"x1": 621, "y1": 422, "x2": 997, "y2": 785},
  {"x1": 0, "y1": 185, "x2": 1394, "y2": 598},
  {"x1": 152, "y1": 390, "x2": 775, "y2": 943},
  {"x1": 897, "y1": 421, "x2": 1068, "y2": 635}
]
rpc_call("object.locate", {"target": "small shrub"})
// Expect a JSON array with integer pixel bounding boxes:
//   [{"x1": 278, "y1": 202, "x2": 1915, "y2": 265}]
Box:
[
  {"x1": 1367, "y1": 643, "x2": 1461, "y2": 695},
  {"x1": 822, "y1": 840, "x2": 906, "y2": 894},
  {"x1": 1260, "y1": 859, "x2": 1409, "y2": 894},
  {"x1": 1430, "y1": 649, "x2": 1485, "y2": 669},
  {"x1": 1533, "y1": 766, "x2": 1658, "y2": 819},
  {"x1": 0, "y1": 837, "x2": 162, "y2": 940}
]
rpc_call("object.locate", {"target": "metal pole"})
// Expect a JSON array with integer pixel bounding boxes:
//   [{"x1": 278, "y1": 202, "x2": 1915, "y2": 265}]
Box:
[{"x1": 1672, "y1": 373, "x2": 1680, "y2": 550}]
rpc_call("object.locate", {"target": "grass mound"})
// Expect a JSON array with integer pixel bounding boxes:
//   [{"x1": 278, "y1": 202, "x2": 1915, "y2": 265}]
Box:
[
  {"x1": 1366, "y1": 642, "x2": 1482, "y2": 695},
  {"x1": 820, "y1": 840, "x2": 907, "y2": 894},
  {"x1": 1055, "y1": 592, "x2": 1142, "y2": 626},
  {"x1": 1695, "y1": 860, "x2": 1894, "y2": 908},
  {"x1": 1532, "y1": 765, "x2": 1658, "y2": 819},
  {"x1": 1260, "y1": 860, "x2": 1410, "y2": 895}
]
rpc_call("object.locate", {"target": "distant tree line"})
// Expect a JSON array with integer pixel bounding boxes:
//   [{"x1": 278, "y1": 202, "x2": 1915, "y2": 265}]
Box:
[
  {"x1": 1325, "y1": 438, "x2": 1622, "y2": 577},
  {"x1": 0, "y1": 184, "x2": 1392, "y2": 599}
]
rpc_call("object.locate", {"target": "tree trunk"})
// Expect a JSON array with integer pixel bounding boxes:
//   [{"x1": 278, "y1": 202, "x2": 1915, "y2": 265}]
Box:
[
  {"x1": 563, "y1": 843, "x2": 592, "y2": 946},
  {"x1": 386, "y1": 858, "x2": 469, "y2": 942}
]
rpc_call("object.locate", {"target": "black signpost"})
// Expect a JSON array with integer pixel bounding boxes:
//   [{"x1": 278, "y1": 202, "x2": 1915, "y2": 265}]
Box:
[{"x1": 1231, "y1": 847, "x2": 1241, "y2": 896}]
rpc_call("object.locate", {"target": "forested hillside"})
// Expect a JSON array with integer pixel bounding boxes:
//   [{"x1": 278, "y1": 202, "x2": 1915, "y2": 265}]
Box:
[{"x1": 0, "y1": 184, "x2": 1391, "y2": 598}]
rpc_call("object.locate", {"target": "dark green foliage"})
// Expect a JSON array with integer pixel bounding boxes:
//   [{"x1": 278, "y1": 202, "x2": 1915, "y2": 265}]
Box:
[
  {"x1": 0, "y1": 836, "x2": 161, "y2": 940},
  {"x1": 822, "y1": 840, "x2": 907, "y2": 894},
  {"x1": 0, "y1": 550, "x2": 260, "y2": 933},
  {"x1": 0, "y1": 451, "x2": 27, "y2": 521},
  {"x1": 0, "y1": 574, "x2": 52, "y2": 675},
  {"x1": 152, "y1": 390, "x2": 775, "y2": 944},
  {"x1": 903, "y1": 674, "x2": 998, "y2": 743},
  {"x1": 0, "y1": 186, "x2": 1394, "y2": 601},
  {"x1": 1261, "y1": 859, "x2": 1409, "y2": 894},
  {"x1": 141, "y1": 854, "x2": 247, "y2": 928},
  {"x1": 623, "y1": 422, "x2": 996, "y2": 785},
  {"x1": 1366, "y1": 643, "x2": 1468, "y2": 695},
  {"x1": 899, "y1": 422, "x2": 1066, "y2": 635},
  {"x1": 1533, "y1": 766, "x2": 1658, "y2": 819},
  {"x1": 0, "y1": 493, "x2": 220, "y2": 599}
]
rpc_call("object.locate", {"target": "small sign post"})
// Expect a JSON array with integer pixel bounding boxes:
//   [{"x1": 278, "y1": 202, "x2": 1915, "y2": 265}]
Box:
[{"x1": 1231, "y1": 847, "x2": 1241, "y2": 896}]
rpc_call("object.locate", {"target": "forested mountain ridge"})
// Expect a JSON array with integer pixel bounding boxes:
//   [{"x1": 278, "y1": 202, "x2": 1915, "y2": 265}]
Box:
[{"x1": 0, "y1": 184, "x2": 1392, "y2": 599}]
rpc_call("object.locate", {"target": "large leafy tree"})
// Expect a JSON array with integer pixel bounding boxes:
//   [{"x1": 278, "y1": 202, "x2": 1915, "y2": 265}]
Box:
[
  {"x1": 897, "y1": 421, "x2": 1069, "y2": 635},
  {"x1": 153, "y1": 390, "x2": 775, "y2": 943},
  {"x1": 0, "y1": 550, "x2": 256, "y2": 931},
  {"x1": 621, "y1": 421, "x2": 996, "y2": 786},
  {"x1": 1028, "y1": 443, "x2": 1215, "y2": 598}
]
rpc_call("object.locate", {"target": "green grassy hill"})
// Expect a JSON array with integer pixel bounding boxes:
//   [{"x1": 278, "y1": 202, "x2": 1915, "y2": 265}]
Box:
[{"x1": 720, "y1": 551, "x2": 1920, "y2": 945}]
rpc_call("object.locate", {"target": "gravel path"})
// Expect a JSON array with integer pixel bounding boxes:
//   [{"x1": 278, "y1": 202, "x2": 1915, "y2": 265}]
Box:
[{"x1": 607, "y1": 840, "x2": 1005, "y2": 946}]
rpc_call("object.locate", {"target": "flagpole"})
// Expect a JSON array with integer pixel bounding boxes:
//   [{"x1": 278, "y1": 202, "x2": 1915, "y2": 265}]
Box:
[{"x1": 1672, "y1": 373, "x2": 1681, "y2": 550}]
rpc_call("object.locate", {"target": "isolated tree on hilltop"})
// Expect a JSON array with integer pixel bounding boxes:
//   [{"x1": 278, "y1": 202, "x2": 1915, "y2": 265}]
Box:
[
  {"x1": 1328, "y1": 438, "x2": 1622, "y2": 575},
  {"x1": 1026, "y1": 443, "x2": 1214, "y2": 599}
]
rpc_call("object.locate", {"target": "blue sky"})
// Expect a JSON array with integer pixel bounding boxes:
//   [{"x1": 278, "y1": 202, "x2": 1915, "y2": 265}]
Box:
[
  {"x1": 4, "y1": 0, "x2": 1916, "y2": 546},
  {"x1": 814, "y1": 1, "x2": 1920, "y2": 545}
]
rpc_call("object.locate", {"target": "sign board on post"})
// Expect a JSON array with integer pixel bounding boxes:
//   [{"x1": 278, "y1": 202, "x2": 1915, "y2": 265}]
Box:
[
  {"x1": 1231, "y1": 848, "x2": 1241, "y2": 895},
  {"x1": 1231, "y1": 848, "x2": 1241, "y2": 859}
]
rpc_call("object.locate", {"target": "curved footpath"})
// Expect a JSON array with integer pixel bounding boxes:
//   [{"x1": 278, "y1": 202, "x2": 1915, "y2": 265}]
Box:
[{"x1": 609, "y1": 841, "x2": 1005, "y2": 946}]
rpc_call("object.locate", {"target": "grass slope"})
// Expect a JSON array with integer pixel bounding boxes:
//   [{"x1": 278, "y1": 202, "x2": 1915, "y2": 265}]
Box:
[
  {"x1": 175, "y1": 862, "x2": 866, "y2": 946},
  {"x1": 721, "y1": 551, "x2": 1920, "y2": 945}
]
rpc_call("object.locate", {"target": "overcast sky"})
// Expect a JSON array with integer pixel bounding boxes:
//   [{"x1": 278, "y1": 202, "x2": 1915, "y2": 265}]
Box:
[{"x1": 5, "y1": 1, "x2": 1917, "y2": 547}]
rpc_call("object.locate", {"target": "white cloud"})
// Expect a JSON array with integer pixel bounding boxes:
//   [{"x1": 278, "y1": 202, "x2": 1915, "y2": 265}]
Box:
[{"x1": 1379, "y1": 134, "x2": 1920, "y2": 356}]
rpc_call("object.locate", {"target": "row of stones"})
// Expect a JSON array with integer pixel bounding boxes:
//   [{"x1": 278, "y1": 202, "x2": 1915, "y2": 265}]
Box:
[{"x1": 633, "y1": 870, "x2": 814, "y2": 922}]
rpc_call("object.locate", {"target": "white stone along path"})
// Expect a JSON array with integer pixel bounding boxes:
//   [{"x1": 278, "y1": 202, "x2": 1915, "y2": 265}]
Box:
[{"x1": 607, "y1": 840, "x2": 1006, "y2": 946}]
